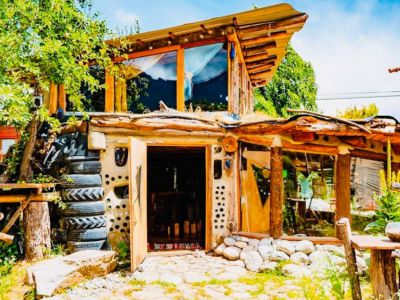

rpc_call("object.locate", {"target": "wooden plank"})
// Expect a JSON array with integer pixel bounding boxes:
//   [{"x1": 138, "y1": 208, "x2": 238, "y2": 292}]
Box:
[
  {"x1": 205, "y1": 145, "x2": 212, "y2": 250},
  {"x1": 2, "y1": 198, "x2": 31, "y2": 233},
  {"x1": 105, "y1": 70, "x2": 115, "y2": 112},
  {"x1": 247, "y1": 63, "x2": 274, "y2": 74},
  {"x1": 336, "y1": 218, "x2": 362, "y2": 300},
  {"x1": 0, "y1": 183, "x2": 55, "y2": 189},
  {"x1": 243, "y1": 42, "x2": 276, "y2": 57},
  {"x1": 351, "y1": 236, "x2": 400, "y2": 250},
  {"x1": 233, "y1": 231, "x2": 343, "y2": 245},
  {"x1": 240, "y1": 32, "x2": 288, "y2": 47},
  {"x1": 245, "y1": 54, "x2": 277, "y2": 63},
  {"x1": 129, "y1": 137, "x2": 148, "y2": 272},
  {"x1": 113, "y1": 45, "x2": 181, "y2": 63},
  {"x1": 350, "y1": 149, "x2": 386, "y2": 161},
  {"x1": 0, "y1": 192, "x2": 59, "y2": 203},
  {"x1": 335, "y1": 154, "x2": 351, "y2": 225},
  {"x1": 238, "y1": 14, "x2": 308, "y2": 35},
  {"x1": 58, "y1": 84, "x2": 67, "y2": 112},
  {"x1": 339, "y1": 136, "x2": 367, "y2": 148},
  {"x1": 269, "y1": 146, "x2": 283, "y2": 238},
  {"x1": 48, "y1": 83, "x2": 58, "y2": 115},
  {"x1": 176, "y1": 48, "x2": 185, "y2": 111}
]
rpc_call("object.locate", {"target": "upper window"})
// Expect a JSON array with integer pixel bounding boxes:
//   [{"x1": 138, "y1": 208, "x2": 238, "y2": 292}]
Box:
[
  {"x1": 121, "y1": 51, "x2": 177, "y2": 113},
  {"x1": 184, "y1": 43, "x2": 228, "y2": 111}
]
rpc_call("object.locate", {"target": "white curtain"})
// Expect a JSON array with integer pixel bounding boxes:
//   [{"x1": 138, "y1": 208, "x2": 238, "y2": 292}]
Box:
[{"x1": 184, "y1": 43, "x2": 226, "y2": 100}]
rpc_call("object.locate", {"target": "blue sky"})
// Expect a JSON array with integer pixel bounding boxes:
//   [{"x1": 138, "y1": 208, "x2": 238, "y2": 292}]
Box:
[{"x1": 92, "y1": 0, "x2": 400, "y2": 118}]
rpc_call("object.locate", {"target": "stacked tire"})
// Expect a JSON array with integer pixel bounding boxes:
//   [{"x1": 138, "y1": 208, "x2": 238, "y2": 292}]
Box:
[{"x1": 50, "y1": 133, "x2": 107, "y2": 252}]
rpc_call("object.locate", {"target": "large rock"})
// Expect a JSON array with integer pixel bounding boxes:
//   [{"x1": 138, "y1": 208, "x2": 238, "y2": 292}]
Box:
[
  {"x1": 248, "y1": 239, "x2": 260, "y2": 247},
  {"x1": 259, "y1": 238, "x2": 273, "y2": 247},
  {"x1": 270, "y1": 251, "x2": 289, "y2": 261},
  {"x1": 258, "y1": 245, "x2": 274, "y2": 261},
  {"x1": 309, "y1": 250, "x2": 327, "y2": 264},
  {"x1": 26, "y1": 250, "x2": 116, "y2": 297},
  {"x1": 275, "y1": 240, "x2": 295, "y2": 255},
  {"x1": 224, "y1": 237, "x2": 236, "y2": 247},
  {"x1": 259, "y1": 261, "x2": 278, "y2": 271},
  {"x1": 234, "y1": 241, "x2": 248, "y2": 249},
  {"x1": 240, "y1": 245, "x2": 256, "y2": 261},
  {"x1": 282, "y1": 263, "x2": 312, "y2": 278},
  {"x1": 214, "y1": 243, "x2": 226, "y2": 256},
  {"x1": 223, "y1": 246, "x2": 241, "y2": 260},
  {"x1": 294, "y1": 240, "x2": 315, "y2": 254},
  {"x1": 290, "y1": 252, "x2": 310, "y2": 264},
  {"x1": 244, "y1": 251, "x2": 263, "y2": 272}
]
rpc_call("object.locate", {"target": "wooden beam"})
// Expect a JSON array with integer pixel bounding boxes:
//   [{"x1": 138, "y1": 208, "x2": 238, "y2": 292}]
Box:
[
  {"x1": 240, "y1": 32, "x2": 288, "y2": 47},
  {"x1": 248, "y1": 63, "x2": 274, "y2": 74},
  {"x1": 335, "y1": 154, "x2": 351, "y2": 225},
  {"x1": 239, "y1": 14, "x2": 308, "y2": 35},
  {"x1": 350, "y1": 149, "x2": 386, "y2": 161},
  {"x1": 176, "y1": 48, "x2": 185, "y2": 111},
  {"x1": 57, "y1": 84, "x2": 66, "y2": 112},
  {"x1": 339, "y1": 136, "x2": 367, "y2": 148},
  {"x1": 269, "y1": 146, "x2": 283, "y2": 238},
  {"x1": 243, "y1": 42, "x2": 276, "y2": 57},
  {"x1": 246, "y1": 58, "x2": 276, "y2": 68},
  {"x1": 292, "y1": 132, "x2": 315, "y2": 142},
  {"x1": 245, "y1": 54, "x2": 277, "y2": 63},
  {"x1": 249, "y1": 70, "x2": 272, "y2": 80},
  {"x1": 2, "y1": 198, "x2": 31, "y2": 233},
  {"x1": 105, "y1": 70, "x2": 115, "y2": 112},
  {"x1": 48, "y1": 83, "x2": 58, "y2": 115}
]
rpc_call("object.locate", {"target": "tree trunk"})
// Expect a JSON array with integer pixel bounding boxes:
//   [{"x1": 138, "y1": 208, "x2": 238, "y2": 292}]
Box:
[
  {"x1": 23, "y1": 201, "x2": 51, "y2": 261},
  {"x1": 19, "y1": 109, "x2": 51, "y2": 260}
]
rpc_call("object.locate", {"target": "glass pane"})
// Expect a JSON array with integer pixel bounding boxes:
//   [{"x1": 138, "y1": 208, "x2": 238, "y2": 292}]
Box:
[
  {"x1": 184, "y1": 43, "x2": 228, "y2": 111},
  {"x1": 67, "y1": 65, "x2": 105, "y2": 112},
  {"x1": 122, "y1": 51, "x2": 177, "y2": 113},
  {"x1": 2, "y1": 139, "x2": 15, "y2": 153}
]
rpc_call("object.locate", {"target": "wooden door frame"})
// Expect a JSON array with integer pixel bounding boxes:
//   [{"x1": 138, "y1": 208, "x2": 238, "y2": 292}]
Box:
[{"x1": 145, "y1": 142, "x2": 212, "y2": 251}]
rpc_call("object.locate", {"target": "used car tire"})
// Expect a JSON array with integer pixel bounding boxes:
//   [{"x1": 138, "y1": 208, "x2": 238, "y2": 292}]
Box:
[
  {"x1": 63, "y1": 215, "x2": 107, "y2": 230},
  {"x1": 67, "y1": 227, "x2": 107, "y2": 242},
  {"x1": 60, "y1": 201, "x2": 105, "y2": 217},
  {"x1": 51, "y1": 228, "x2": 67, "y2": 243},
  {"x1": 59, "y1": 174, "x2": 102, "y2": 189},
  {"x1": 65, "y1": 160, "x2": 101, "y2": 174},
  {"x1": 61, "y1": 187, "x2": 104, "y2": 202},
  {"x1": 67, "y1": 240, "x2": 105, "y2": 252}
]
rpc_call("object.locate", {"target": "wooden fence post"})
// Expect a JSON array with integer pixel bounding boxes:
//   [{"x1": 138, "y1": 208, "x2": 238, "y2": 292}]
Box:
[
  {"x1": 336, "y1": 218, "x2": 362, "y2": 300},
  {"x1": 336, "y1": 153, "x2": 351, "y2": 227}
]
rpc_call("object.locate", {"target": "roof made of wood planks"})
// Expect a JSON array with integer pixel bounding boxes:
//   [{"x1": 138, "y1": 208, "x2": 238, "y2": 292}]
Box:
[{"x1": 107, "y1": 3, "x2": 307, "y2": 87}]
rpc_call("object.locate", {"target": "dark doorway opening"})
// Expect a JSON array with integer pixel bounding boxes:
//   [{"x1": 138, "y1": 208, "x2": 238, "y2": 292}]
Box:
[{"x1": 147, "y1": 146, "x2": 205, "y2": 251}]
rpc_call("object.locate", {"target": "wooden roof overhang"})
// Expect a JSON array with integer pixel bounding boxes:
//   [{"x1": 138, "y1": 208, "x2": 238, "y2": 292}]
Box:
[
  {"x1": 106, "y1": 3, "x2": 307, "y2": 87},
  {"x1": 89, "y1": 111, "x2": 400, "y2": 161}
]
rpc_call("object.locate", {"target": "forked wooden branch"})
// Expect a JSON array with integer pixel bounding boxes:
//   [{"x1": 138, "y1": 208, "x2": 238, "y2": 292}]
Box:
[
  {"x1": 336, "y1": 217, "x2": 362, "y2": 300},
  {"x1": 0, "y1": 232, "x2": 14, "y2": 244}
]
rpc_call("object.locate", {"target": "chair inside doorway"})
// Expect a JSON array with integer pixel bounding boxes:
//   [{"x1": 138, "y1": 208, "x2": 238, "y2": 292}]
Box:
[{"x1": 147, "y1": 146, "x2": 205, "y2": 251}]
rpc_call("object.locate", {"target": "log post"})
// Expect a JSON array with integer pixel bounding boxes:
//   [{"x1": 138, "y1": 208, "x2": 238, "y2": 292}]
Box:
[
  {"x1": 23, "y1": 200, "x2": 51, "y2": 260},
  {"x1": 336, "y1": 218, "x2": 362, "y2": 300},
  {"x1": 270, "y1": 144, "x2": 283, "y2": 238},
  {"x1": 370, "y1": 250, "x2": 398, "y2": 300},
  {"x1": 335, "y1": 154, "x2": 351, "y2": 227}
]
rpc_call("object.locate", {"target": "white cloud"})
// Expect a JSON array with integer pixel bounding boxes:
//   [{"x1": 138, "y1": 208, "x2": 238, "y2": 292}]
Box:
[
  {"x1": 113, "y1": 10, "x2": 140, "y2": 27},
  {"x1": 290, "y1": 0, "x2": 400, "y2": 118}
]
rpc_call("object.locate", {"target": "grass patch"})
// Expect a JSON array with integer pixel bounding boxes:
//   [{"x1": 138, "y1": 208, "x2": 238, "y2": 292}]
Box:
[
  {"x1": 192, "y1": 278, "x2": 232, "y2": 287},
  {"x1": 239, "y1": 272, "x2": 286, "y2": 296},
  {"x1": 127, "y1": 279, "x2": 146, "y2": 292},
  {"x1": 153, "y1": 280, "x2": 177, "y2": 293},
  {"x1": 0, "y1": 262, "x2": 31, "y2": 300}
]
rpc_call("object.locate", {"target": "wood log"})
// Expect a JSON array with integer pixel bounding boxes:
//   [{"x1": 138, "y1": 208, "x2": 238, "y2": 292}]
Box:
[
  {"x1": 336, "y1": 154, "x2": 351, "y2": 224},
  {"x1": 370, "y1": 249, "x2": 398, "y2": 299},
  {"x1": 23, "y1": 201, "x2": 51, "y2": 261},
  {"x1": 0, "y1": 233, "x2": 14, "y2": 244},
  {"x1": 269, "y1": 146, "x2": 283, "y2": 238},
  {"x1": 336, "y1": 218, "x2": 362, "y2": 300}
]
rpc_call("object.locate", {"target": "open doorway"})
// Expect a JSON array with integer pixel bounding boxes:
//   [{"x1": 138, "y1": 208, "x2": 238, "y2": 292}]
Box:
[{"x1": 147, "y1": 146, "x2": 206, "y2": 250}]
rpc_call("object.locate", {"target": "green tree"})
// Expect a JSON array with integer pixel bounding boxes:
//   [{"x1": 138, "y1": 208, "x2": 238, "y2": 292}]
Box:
[
  {"x1": 254, "y1": 44, "x2": 318, "y2": 117},
  {"x1": 0, "y1": 0, "x2": 115, "y2": 180},
  {"x1": 337, "y1": 103, "x2": 378, "y2": 119}
]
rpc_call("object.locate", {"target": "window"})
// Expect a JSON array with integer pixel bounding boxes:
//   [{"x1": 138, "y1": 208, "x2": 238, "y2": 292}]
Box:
[
  {"x1": 184, "y1": 43, "x2": 228, "y2": 111},
  {"x1": 121, "y1": 51, "x2": 177, "y2": 113},
  {"x1": 67, "y1": 65, "x2": 105, "y2": 112}
]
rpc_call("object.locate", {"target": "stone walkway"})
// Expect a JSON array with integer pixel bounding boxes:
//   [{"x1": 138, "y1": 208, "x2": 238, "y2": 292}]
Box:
[{"x1": 44, "y1": 248, "x2": 371, "y2": 300}]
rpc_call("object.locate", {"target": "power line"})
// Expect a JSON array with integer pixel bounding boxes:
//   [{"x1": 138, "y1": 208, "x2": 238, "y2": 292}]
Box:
[
  {"x1": 319, "y1": 90, "x2": 400, "y2": 96},
  {"x1": 317, "y1": 94, "x2": 400, "y2": 101}
]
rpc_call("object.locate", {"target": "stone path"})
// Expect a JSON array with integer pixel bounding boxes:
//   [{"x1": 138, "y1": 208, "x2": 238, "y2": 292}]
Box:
[{"x1": 43, "y1": 247, "x2": 372, "y2": 300}]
